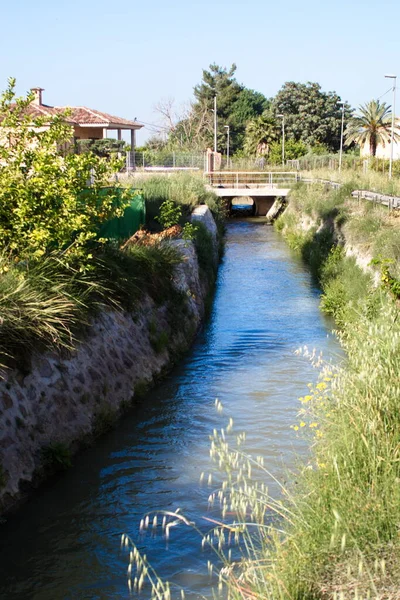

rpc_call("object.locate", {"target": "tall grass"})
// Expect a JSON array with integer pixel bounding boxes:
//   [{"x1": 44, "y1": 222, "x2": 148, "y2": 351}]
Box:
[
  {"x1": 257, "y1": 295, "x2": 400, "y2": 599},
  {"x1": 131, "y1": 172, "x2": 224, "y2": 230},
  {"x1": 299, "y1": 167, "x2": 400, "y2": 197},
  {"x1": 0, "y1": 242, "x2": 184, "y2": 370}
]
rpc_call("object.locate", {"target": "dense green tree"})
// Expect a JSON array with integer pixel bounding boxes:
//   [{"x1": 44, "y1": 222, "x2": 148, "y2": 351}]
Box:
[
  {"x1": 187, "y1": 64, "x2": 269, "y2": 153},
  {"x1": 229, "y1": 89, "x2": 270, "y2": 151},
  {"x1": 193, "y1": 63, "x2": 242, "y2": 117},
  {"x1": 345, "y1": 99, "x2": 400, "y2": 156},
  {"x1": 272, "y1": 82, "x2": 352, "y2": 150},
  {"x1": 192, "y1": 63, "x2": 243, "y2": 152}
]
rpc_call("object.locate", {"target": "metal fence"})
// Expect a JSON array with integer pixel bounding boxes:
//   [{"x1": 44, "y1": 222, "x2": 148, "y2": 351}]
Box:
[
  {"x1": 205, "y1": 171, "x2": 299, "y2": 188},
  {"x1": 124, "y1": 152, "x2": 205, "y2": 172}
]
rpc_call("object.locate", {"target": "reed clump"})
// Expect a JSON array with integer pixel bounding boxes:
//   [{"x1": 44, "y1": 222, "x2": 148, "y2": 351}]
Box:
[{"x1": 0, "y1": 241, "x2": 184, "y2": 370}]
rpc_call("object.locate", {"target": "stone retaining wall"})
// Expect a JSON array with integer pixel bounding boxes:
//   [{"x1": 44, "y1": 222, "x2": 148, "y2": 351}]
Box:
[{"x1": 0, "y1": 207, "x2": 218, "y2": 515}]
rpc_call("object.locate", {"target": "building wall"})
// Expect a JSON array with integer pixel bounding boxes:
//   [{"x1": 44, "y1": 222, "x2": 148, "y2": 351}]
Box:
[
  {"x1": 360, "y1": 140, "x2": 400, "y2": 160},
  {"x1": 73, "y1": 126, "x2": 104, "y2": 140}
]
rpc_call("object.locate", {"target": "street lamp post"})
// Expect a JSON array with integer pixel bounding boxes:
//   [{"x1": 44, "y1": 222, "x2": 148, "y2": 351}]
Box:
[
  {"x1": 277, "y1": 114, "x2": 285, "y2": 166},
  {"x1": 338, "y1": 101, "x2": 345, "y2": 173},
  {"x1": 224, "y1": 125, "x2": 230, "y2": 167},
  {"x1": 213, "y1": 95, "x2": 218, "y2": 153},
  {"x1": 385, "y1": 73, "x2": 397, "y2": 179}
]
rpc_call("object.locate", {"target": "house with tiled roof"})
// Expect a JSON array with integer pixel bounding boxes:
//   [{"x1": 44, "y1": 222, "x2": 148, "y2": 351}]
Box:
[{"x1": 28, "y1": 87, "x2": 143, "y2": 149}]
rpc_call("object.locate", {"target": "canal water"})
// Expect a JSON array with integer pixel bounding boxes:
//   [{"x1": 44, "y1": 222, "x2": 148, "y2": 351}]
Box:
[{"x1": 0, "y1": 221, "x2": 340, "y2": 599}]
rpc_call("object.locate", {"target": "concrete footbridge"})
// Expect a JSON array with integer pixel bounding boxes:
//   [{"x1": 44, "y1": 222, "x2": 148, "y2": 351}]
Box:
[{"x1": 205, "y1": 171, "x2": 298, "y2": 216}]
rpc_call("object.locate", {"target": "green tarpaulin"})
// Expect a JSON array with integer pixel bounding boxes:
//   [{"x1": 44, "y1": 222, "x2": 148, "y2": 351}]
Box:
[{"x1": 99, "y1": 191, "x2": 145, "y2": 241}]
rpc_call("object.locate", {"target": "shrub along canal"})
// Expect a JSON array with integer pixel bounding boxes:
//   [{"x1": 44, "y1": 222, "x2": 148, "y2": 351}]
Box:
[{"x1": 0, "y1": 220, "x2": 340, "y2": 599}]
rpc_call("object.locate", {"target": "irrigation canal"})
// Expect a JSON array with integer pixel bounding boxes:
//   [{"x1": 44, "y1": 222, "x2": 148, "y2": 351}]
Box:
[{"x1": 0, "y1": 220, "x2": 340, "y2": 599}]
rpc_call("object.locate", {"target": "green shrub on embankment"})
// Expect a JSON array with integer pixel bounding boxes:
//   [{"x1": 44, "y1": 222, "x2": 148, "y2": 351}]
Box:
[
  {"x1": 275, "y1": 182, "x2": 400, "y2": 325},
  {"x1": 229, "y1": 182, "x2": 400, "y2": 598}
]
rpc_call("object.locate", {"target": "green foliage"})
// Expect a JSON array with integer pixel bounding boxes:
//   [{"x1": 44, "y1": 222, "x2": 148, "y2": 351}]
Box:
[
  {"x1": 193, "y1": 221, "x2": 217, "y2": 284},
  {"x1": 134, "y1": 173, "x2": 223, "y2": 230},
  {"x1": 308, "y1": 141, "x2": 331, "y2": 155},
  {"x1": 181, "y1": 222, "x2": 197, "y2": 241},
  {"x1": 76, "y1": 137, "x2": 127, "y2": 158},
  {"x1": 345, "y1": 99, "x2": 399, "y2": 156},
  {"x1": 267, "y1": 297, "x2": 400, "y2": 597},
  {"x1": 371, "y1": 257, "x2": 400, "y2": 298},
  {"x1": 0, "y1": 78, "x2": 128, "y2": 259},
  {"x1": 156, "y1": 200, "x2": 182, "y2": 229},
  {"x1": 149, "y1": 328, "x2": 169, "y2": 354},
  {"x1": 243, "y1": 112, "x2": 279, "y2": 156},
  {"x1": 320, "y1": 249, "x2": 372, "y2": 325},
  {"x1": 42, "y1": 442, "x2": 72, "y2": 470},
  {"x1": 162, "y1": 64, "x2": 269, "y2": 153},
  {"x1": 93, "y1": 406, "x2": 117, "y2": 437},
  {"x1": 286, "y1": 181, "x2": 349, "y2": 222},
  {"x1": 193, "y1": 63, "x2": 243, "y2": 153},
  {"x1": 0, "y1": 241, "x2": 183, "y2": 367},
  {"x1": 268, "y1": 139, "x2": 308, "y2": 164},
  {"x1": 227, "y1": 88, "x2": 270, "y2": 151},
  {"x1": 272, "y1": 81, "x2": 352, "y2": 150},
  {"x1": 277, "y1": 183, "x2": 372, "y2": 326}
]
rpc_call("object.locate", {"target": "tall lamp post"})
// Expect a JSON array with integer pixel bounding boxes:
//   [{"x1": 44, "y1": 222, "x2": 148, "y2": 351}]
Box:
[
  {"x1": 338, "y1": 101, "x2": 345, "y2": 173},
  {"x1": 213, "y1": 95, "x2": 218, "y2": 153},
  {"x1": 224, "y1": 125, "x2": 230, "y2": 167},
  {"x1": 277, "y1": 114, "x2": 285, "y2": 166},
  {"x1": 385, "y1": 74, "x2": 397, "y2": 179}
]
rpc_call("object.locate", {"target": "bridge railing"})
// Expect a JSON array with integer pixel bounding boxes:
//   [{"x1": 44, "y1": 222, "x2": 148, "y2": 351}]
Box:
[{"x1": 205, "y1": 171, "x2": 299, "y2": 188}]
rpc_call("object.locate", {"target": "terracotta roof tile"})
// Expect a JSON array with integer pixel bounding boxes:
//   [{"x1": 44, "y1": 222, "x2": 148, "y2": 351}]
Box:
[{"x1": 2, "y1": 102, "x2": 142, "y2": 129}]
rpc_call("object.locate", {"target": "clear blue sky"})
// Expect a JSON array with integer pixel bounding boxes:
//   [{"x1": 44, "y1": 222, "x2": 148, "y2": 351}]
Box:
[{"x1": 1, "y1": 0, "x2": 399, "y2": 144}]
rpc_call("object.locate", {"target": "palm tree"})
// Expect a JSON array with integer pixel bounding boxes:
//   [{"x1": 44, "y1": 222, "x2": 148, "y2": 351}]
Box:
[
  {"x1": 345, "y1": 99, "x2": 400, "y2": 156},
  {"x1": 244, "y1": 114, "x2": 278, "y2": 156}
]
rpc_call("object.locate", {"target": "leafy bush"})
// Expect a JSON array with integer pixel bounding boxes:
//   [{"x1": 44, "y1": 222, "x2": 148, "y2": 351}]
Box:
[
  {"x1": 156, "y1": 199, "x2": 182, "y2": 229},
  {"x1": 0, "y1": 79, "x2": 129, "y2": 259},
  {"x1": 268, "y1": 139, "x2": 308, "y2": 164}
]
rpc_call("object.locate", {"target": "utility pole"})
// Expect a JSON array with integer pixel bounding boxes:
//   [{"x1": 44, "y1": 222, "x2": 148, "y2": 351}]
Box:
[
  {"x1": 338, "y1": 101, "x2": 345, "y2": 173},
  {"x1": 385, "y1": 74, "x2": 397, "y2": 179},
  {"x1": 277, "y1": 114, "x2": 285, "y2": 166},
  {"x1": 214, "y1": 95, "x2": 217, "y2": 153}
]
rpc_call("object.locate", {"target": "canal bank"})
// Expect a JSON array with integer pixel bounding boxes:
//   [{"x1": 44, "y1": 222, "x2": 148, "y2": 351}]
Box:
[
  {"x1": 0, "y1": 221, "x2": 339, "y2": 599},
  {"x1": 0, "y1": 206, "x2": 219, "y2": 517},
  {"x1": 247, "y1": 183, "x2": 400, "y2": 599}
]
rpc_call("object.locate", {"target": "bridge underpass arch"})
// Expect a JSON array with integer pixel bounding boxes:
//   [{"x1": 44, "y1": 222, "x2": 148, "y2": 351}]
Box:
[
  {"x1": 226, "y1": 196, "x2": 276, "y2": 217},
  {"x1": 229, "y1": 196, "x2": 255, "y2": 216}
]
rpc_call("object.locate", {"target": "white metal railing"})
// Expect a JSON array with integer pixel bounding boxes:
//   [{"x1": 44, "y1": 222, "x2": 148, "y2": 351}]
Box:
[
  {"x1": 300, "y1": 177, "x2": 400, "y2": 210},
  {"x1": 205, "y1": 171, "x2": 299, "y2": 188}
]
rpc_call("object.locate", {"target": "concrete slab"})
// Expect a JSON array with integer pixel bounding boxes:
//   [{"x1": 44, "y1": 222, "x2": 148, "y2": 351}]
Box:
[{"x1": 208, "y1": 187, "x2": 290, "y2": 197}]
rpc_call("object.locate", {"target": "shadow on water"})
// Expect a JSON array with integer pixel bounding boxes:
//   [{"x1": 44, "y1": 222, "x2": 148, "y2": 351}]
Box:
[{"x1": 0, "y1": 221, "x2": 341, "y2": 599}]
